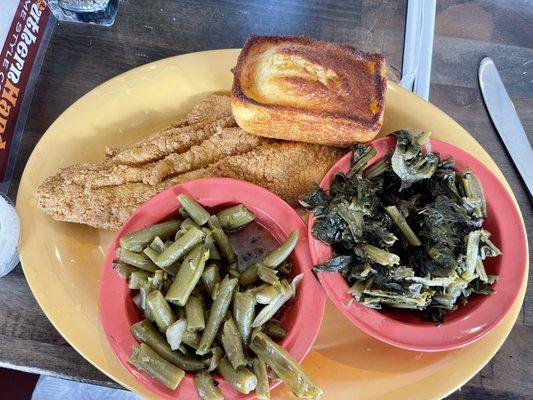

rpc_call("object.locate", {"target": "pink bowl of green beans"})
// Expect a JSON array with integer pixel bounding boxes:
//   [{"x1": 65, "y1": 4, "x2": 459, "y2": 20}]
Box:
[{"x1": 99, "y1": 177, "x2": 326, "y2": 399}]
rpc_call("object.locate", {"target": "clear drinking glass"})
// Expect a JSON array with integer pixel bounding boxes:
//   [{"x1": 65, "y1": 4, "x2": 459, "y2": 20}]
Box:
[{"x1": 46, "y1": 0, "x2": 120, "y2": 26}]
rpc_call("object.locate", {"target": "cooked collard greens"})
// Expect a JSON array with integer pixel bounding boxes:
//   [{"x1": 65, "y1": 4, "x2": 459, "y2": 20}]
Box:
[{"x1": 300, "y1": 130, "x2": 501, "y2": 323}]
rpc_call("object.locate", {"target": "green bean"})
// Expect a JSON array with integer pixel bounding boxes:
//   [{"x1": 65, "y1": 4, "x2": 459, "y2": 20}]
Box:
[
  {"x1": 146, "y1": 290, "x2": 176, "y2": 333},
  {"x1": 129, "y1": 271, "x2": 149, "y2": 290},
  {"x1": 155, "y1": 226, "x2": 204, "y2": 269},
  {"x1": 208, "y1": 216, "x2": 236, "y2": 263},
  {"x1": 185, "y1": 295, "x2": 206, "y2": 331},
  {"x1": 163, "y1": 274, "x2": 174, "y2": 293},
  {"x1": 257, "y1": 265, "x2": 281, "y2": 287},
  {"x1": 181, "y1": 217, "x2": 201, "y2": 231},
  {"x1": 216, "y1": 204, "x2": 255, "y2": 230},
  {"x1": 129, "y1": 343, "x2": 185, "y2": 390},
  {"x1": 202, "y1": 228, "x2": 222, "y2": 260},
  {"x1": 143, "y1": 296, "x2": 154, "y2": 321},
  {"x1": 113, "y1": 260, "x2": 137, "y2": 280},
  {"x1": 253, "y1": 357, "x2": 270, "y2": 400},
  {"x1": 384, "y1": 205, "x2": 421, "y2": 246},
  {"x1": 132, "y1": 290, "x2": 144, "y2": 310},
  {"x1": 262, "y1": 231, "x2": 299, "y2": 267},
  {"x1": 233, "y1": 291, "x2": 256, "y2": 345},
  {"x1": 128, "y1": 344, "x2": 142, "y2": 369},
  {"x1": 217, "y1": 357, "x2": 257, "y2": 394},
  {"x1": 253, "y1": 284, "x2": 280, "y2": 305},
  {"x1": 133, "y1": 286, "x2": 152, "y2": 314},
  {"x1": 252, "y1": 280, "x2": 293, "y2": 328},
  {"x1": 131, "y1": 319, "x2": 204, "y2": 371},
  {"x1": 149, "y1": 236, "x2": 167, "y2": 252},
  {"x1": 149, "y1": 270, "x2": 165, "y2": 291},
  {"x1": 250, "y1": 332, "x2": 322, "y2": 399},
  {"x1": 120, "y1": 220, "x2": 180, "y2": 252},
  {"x1": 239, "y1": 231, "x2": 299, "y2": 285},
  {"x1": 263, "y1": 321, "x2": 286, "y2": 340},
  {"x1": 162, "y1": 262, "x2": 179, "y2": 278},
  {"x1": 194, "y1": 370, "x2": 224, "y2": 400},
  {"x1": 251, "y1": 327, "x2": 262, "y2": 343},
  {"x1": 228, "y1": 262, "x2": 240, "y2": 278},
  {"x1": 238, "y1": 263, "x2": 260, "y2": 286},
  {"x1": 143, "y1": 247, "x2": 160, "y2": 263},
  {"x1": 178, "y1": 194, "x2": 210, "y2": 226},
  {"x1": 179, "y1": 206, "x2": 191, "y2": 219},
  {"x1": 182, "y1": 329, "x2": 201, "y2": 350},
  {"x1": 197, "y1": 276, "x2": 238, "y2": 355},
  {"x1": 165, "y1": 244, "x2": 209, "y2": 306},
  {"x1": 207, "y1": 346, "x2": 224, "y2": 372},
  {"x1": 177, "y1": 343, "x2": 188, "y2": 355},
  {"x1": 116, "y1": 248, "x2": 157, "y2": 272},
  {"x1": 201, "y1": 264, "x2": 221, "y2": 299},
  {"x1": 211, "y1": 283, "x2": 220, "y2": 301},
  {"x1": 221, "y1": 318, "x2": 246, "y2": 369}
]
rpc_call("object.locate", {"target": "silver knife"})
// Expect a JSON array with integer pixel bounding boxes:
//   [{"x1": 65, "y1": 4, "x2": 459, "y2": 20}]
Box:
[{"x1": 479, "y1": 57, "x2": 533, "y2": 197}]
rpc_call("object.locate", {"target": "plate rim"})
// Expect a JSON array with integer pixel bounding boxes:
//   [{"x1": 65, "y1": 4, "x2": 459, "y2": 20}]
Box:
[{"x1": 16, "y1": 49, "x2": 529, "y2": 400}]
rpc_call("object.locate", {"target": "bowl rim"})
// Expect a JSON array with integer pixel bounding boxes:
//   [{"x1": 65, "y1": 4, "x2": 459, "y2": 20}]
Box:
[
  {"x1": 307, "y1": 135, "x2": 528, "y2": 352},
  {"x1": 99, "y1": 177, "x2": 326, "y2": 399}
]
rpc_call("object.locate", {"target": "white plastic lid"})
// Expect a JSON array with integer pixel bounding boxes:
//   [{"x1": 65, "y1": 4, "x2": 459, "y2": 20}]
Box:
[{"x1": 0, "y1": 193, "x2": 20, "y2": 277}]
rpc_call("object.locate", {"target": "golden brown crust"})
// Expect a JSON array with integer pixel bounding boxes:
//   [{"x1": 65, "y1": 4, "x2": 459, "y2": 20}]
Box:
[
  {"x1": 231, "y1": 36, "x2": 387, "y2": 146},
  {"x1": 35, "y1": 94, "x2": 346, "y2": 229}
]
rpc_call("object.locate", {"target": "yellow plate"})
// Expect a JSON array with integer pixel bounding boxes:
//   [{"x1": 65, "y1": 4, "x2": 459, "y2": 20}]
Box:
[{"x1": 17, "y1": 49, "x2": 528, "y2": 399}]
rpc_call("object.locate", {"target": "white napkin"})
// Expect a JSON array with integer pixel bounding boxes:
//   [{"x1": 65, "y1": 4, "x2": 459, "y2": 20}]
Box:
[{"x1": 32, "y1": 376, "x2": 144, "y2": 400}]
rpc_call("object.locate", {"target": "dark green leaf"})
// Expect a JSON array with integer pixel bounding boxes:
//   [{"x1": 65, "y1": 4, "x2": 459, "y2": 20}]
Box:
[
  {"x1": 313, "y1": 256, "x2": 353, "y2": 274},
  {"x1": 421, "y1": 308, "x2": 447, "y2": 325},
  {"x1": 299, "y1": 186, "x2": 331, "y2": 216},
  {"x1": 468, "y1": 279, "x2": 495, "y2": 295},
  {"x1": 311, "y1": 216, "x2": 341, "y2": 244}
]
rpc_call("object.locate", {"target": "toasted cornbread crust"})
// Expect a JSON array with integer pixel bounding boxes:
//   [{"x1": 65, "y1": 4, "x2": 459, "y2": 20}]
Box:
[{"x1": 231, "y1": 36, "x2": 387, "y2": 147}]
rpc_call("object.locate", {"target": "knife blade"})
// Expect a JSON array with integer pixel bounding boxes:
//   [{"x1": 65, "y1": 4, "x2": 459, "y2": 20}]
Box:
[{"x1": 479, "y1": 57, "x2": 533, "y2": 197}]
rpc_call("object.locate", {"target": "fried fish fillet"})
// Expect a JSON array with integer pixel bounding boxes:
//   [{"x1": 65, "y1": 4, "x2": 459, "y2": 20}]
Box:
[
  {"x1": 108, "y1": 94, "x2": 235, "y2": 165},
  {"x1": 145, "y1": 126, "x2": 272, "y2": 185},
  {"x1": 38, "y1": 95, "x2": 236, "y2": 190},
  {"x1": 37, "y1": 141, "x2": 343, "y2": 229},
  {"x1": 82, "y1": 126, "x2": 268, "y2": 188},
  {"x1": 36, "y1": 94, "x2": 344, "y2": 229},
  {"x1": 172, "y1": 142, "x2": 344, "y2": 205}
]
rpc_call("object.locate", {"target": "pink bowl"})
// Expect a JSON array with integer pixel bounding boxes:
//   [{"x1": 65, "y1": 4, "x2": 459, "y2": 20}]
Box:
[
  {"x1": 308, "y1": 136, "x2": 528, "y2": 352},
  {"x1": 100, "y1": 178, "x2": 325, "y2": 399}
]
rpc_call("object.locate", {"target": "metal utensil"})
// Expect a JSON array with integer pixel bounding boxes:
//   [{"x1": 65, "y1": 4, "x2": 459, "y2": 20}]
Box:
[{"x1": 479, "y1": 57, "x2": 533, "y2": 197}]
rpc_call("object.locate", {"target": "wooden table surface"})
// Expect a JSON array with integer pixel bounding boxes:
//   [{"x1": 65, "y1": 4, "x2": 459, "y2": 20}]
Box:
[{"x1": 2, "y1": 0, "x2": 531, "y2": 398}]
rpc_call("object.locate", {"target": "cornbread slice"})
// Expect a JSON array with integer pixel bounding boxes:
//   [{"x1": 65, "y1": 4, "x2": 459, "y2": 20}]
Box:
[{"x1": 231, "y1": 36, "x2": 387, "y2": 147}]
